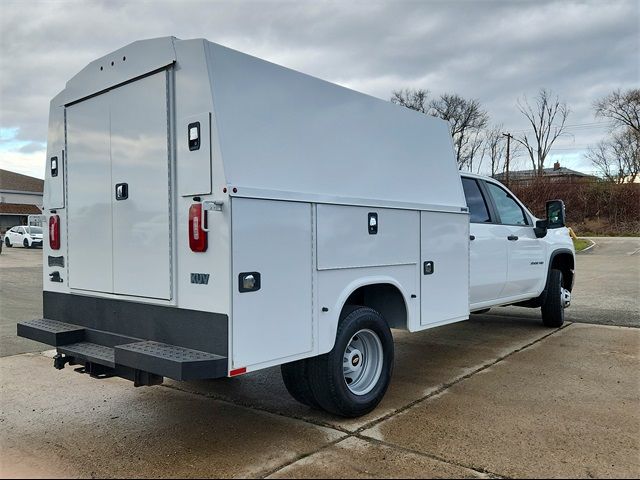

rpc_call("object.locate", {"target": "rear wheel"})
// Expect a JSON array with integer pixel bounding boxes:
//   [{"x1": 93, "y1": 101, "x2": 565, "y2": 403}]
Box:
[
  {"x1": 4, "y1": 237, "x2": 11, "y2": 247},
  {"x1": 307, "y1": 306, "x2": 394, "y2": 417},
  {"x1": 281, "y1": 359, "x2": 320, "y2": 408},
  {"x1": 541, "y1": 268, "x2": 570, "y2": 327}
]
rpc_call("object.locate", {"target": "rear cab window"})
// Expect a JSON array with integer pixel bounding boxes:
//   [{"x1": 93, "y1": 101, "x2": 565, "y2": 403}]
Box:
[{"x1": 462, "y1": 177, "x2": 491, "y2": 223}]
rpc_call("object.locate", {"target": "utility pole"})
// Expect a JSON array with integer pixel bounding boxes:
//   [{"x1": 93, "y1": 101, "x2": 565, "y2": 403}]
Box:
[{"x1": 502, "y1": 132, "x2": 513, "y2": 188}]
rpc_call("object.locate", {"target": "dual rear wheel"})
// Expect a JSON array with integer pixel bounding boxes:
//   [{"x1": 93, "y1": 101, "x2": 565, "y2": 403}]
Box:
[{"x1": 281, "y1": 306, "x2": 394, "y2": 418}]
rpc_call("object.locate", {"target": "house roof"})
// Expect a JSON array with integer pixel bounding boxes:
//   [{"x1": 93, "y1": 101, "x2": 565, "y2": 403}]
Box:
[
  {"x1": 494, "y1": 166, "x2": 595, "y2": 180},
  {"x1": 0, "y1": 169, "x2": 44, "y2": 193},
  {"x1": 0, "y1": 203, "x2": 43, "y2": 215}
]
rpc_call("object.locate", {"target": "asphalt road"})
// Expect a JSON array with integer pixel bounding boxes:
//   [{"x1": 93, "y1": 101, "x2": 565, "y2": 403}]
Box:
[
  {"x1": 489, "y1": 237, "x2": 640, "y2": 328},
  {"x1": 0, "y1": 246, "x2": 43, "y2": 357},
  {"x1": 0, "y1": 238, "x2": 638, "y2": 478}
]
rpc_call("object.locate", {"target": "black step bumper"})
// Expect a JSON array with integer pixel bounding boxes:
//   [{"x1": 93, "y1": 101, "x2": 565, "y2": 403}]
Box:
[
  {"x1": 18, "y1": 318, "x2": 228, "y2": 381},
  {"x1": 17, "y1": 293, "x2": 229, "y2": 383}
]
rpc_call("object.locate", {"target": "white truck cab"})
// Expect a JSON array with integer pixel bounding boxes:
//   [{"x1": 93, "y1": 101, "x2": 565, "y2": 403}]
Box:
[
  {"x1": 461, "y1": 173, "x2": 574, "y2": 314},
  {"x1": 18, "y1": 37, "x2": 575, "y2": 417}
]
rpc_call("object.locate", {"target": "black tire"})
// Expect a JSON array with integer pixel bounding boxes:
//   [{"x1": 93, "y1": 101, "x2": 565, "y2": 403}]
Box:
[
  {"x1": 281, "y1": 359, "x2": 320, "y2": 408},
  {"x1": 542, "y1": 268, "x2": 565, "y2": 328},
  {"x1": 307, "y1": 306, "x2": 394, "y2": 418},
  {"x1": 4, "y1": 237, "x2": 11, "y2": 247},
  {"x1": 23, "y1": 238, "x2": 30, "y2": 248}
]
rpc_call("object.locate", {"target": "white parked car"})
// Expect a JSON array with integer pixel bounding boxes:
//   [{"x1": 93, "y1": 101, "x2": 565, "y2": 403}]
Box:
[{"x1": 4, "y1": 225, "x2": 44, "y2": 248}]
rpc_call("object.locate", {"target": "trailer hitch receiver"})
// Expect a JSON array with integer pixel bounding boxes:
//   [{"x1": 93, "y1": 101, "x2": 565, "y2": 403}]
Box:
[{"x1": 53, "y1": 353, "x2": 73, "y2": 370}]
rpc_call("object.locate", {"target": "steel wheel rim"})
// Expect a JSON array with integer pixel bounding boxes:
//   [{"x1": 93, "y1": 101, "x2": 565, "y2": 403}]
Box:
[
  {"x1": 561, "y1": 287, "x2": 571, "y2": 308},
  {"x1": 343, "y1": 329, "x2": 383, "y2": 396}
]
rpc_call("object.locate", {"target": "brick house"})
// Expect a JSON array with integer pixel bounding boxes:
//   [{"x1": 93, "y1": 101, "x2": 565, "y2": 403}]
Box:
[{"x1": 0, "y1": 169, "x2": 44, "y2": 234}]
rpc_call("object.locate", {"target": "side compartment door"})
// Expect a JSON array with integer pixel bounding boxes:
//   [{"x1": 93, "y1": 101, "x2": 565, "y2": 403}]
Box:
[
  {"x1": 231, "y1": 198, "x2": 313, "y2": 368},
  {"x1": 420, "y1": 211, "x2": 469, "y2": 326}
]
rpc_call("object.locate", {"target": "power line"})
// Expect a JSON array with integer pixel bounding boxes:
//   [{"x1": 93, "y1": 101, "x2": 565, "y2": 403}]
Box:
[{"x1": 507, "y1": 121, "x2": 614, "y2": 135}]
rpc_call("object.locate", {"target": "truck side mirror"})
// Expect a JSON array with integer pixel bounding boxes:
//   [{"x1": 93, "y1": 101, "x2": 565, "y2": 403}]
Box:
[
  {"x1": 534, "y1": 220, "x2": 548, "y2": 238},
  {"x1": 546, "y1": 199, "x2": 566, "y2": 229}
]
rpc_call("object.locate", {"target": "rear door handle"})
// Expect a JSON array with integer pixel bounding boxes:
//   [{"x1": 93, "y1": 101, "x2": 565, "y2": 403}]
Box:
[
  {"x1": 507, "y1": 235, "x2": 519, "y2": 241},
  {"x1": 115, "y1": 183, "x2": 128, "y2": 200}
]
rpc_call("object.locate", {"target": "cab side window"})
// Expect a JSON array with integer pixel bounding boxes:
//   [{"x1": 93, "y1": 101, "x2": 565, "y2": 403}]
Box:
[
  {"x1": 485, "y1": 182, "x2": 528, "y2": 226},
  {"x1": 462, "y1": 177, "x2": 491, "y2": 223}
]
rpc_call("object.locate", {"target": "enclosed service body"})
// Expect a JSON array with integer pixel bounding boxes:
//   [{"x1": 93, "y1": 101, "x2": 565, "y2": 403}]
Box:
[{"x1": 19, "y1": 37, "x2": 573, "y2": 416}]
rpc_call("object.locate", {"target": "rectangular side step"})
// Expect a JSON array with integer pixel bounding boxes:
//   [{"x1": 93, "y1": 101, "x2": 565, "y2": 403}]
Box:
[
  {"x1": 58, "y1": 342, "x2": 115, "y2": 368},
  {"x1": 115, "y1": 341, "x2": 227, "y2": 381},
  {"x1": 17, "y1": 318, "x2": 85, "y2": 346}
]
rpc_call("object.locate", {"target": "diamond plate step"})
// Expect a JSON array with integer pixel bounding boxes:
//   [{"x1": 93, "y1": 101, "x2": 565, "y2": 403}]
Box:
[
  {"x1": 58, "y1": 342, "x2": 115, "y2": 368},
  {"x1": 17, "y1": 318, "x2": 85, "y2": 346},
  {"x1": 115, "y1": 341, "x2": 227, "y2": 381}
]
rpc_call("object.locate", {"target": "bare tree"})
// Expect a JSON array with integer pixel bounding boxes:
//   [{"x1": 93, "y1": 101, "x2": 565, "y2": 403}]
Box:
[
  {"x1": 514, "y1": 89, "x2": 570, "y2": 175},
  {"x1": 594, "y1": 88, "x2": 640, "y2": 134},
  {"x1": 481, "y1": 125, "x2": 507, "y2": 176},
  {"x1": 590, "y1": 88, "x2": 640, "y2": 183},
  {"x1": 587, "y1": 128, "x2": 640, "y2": 183},
  {"x1": 429, "y1": 93, "x2": 489, "y2": 170},
  {"x1": 391, "y1": 88, "x2": 430, "y2": 113}
]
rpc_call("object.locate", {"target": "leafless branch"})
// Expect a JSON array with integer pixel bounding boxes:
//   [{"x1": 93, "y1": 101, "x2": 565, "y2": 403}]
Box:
[{"x1": 514, "y1": 89, "x2": 570, "y2": 175}]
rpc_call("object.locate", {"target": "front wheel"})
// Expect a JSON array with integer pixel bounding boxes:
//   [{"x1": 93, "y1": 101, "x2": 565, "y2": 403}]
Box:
[
  {"x1": 23, "y1": 238, "x2": 30, "y2": 248},
  {"x1": 307, "y1": 306, "x2": 394, "y2": 417},
  {"x1": 4, "y1": 237, "x2": 11, "y2": 247},
  {"x1": 541, "y1": 269, "x2": 570, "y2": 327}
]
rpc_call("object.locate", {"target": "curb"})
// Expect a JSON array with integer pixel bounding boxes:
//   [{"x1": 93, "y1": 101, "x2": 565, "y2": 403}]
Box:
[{"x1": 577, "y1": 238, "x2": 596, "y2": 254}]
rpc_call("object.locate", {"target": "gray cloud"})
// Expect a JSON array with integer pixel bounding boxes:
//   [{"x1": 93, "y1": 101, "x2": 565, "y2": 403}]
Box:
[
  {"x1": 18, "y1": 141, "x2": 46, "y2": 153},
  {"x1": 0, "y1": 0, "x2": 637, "y2": 176}
]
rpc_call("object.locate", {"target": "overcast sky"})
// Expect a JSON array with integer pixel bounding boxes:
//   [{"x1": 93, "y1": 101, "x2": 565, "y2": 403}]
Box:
[{"x1": 1, "y1": 0, "x2": 638, "y2": 178}]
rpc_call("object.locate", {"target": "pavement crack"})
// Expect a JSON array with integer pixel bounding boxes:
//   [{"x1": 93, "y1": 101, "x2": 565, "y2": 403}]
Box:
[
  {"x1": 259, "y1": 436, "x2": 346, "y2": 479},
  {"x1": 353, "y1": 322, "x2": 573, "y2": 434},
  {"x1": 355, "y1": 434, "x2": 509, "y2": 479}
]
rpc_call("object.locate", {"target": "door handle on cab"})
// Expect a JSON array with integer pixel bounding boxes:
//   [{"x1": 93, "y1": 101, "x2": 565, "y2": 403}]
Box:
[{"x1": 507, "y1": 235, "x2": 519, "y2": 241}]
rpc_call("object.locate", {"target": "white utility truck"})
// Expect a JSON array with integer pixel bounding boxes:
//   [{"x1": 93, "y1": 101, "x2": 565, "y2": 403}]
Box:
[{"x1": 19, "y1": 37, "x2": 575, "y2": 417}]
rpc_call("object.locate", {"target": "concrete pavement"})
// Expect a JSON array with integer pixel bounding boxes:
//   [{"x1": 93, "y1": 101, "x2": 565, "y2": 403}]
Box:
[{"x1": 1, "y1": 322, "x2": 638, "y2": 478}]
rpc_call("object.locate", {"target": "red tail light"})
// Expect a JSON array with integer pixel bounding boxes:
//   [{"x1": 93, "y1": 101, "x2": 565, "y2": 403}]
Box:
[
  {"x1": 49, "y1": 215, "x2": 60, "y2": 250},
  {"x1": 189, "y1": 203, "x2": 207, "y2": 252}
]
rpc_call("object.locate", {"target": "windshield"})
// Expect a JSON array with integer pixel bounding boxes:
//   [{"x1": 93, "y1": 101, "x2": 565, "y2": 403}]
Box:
[{"x1": 26, "y1": 227, "x2": 43, "y2": 234}]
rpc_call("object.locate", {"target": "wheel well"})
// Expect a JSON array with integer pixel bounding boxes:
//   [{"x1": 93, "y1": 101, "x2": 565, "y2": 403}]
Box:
[
  {"x1": 343, "y1": 283, "x2": 408, "y2": 330},
  {"x1": 551, "y1": 252, "x2": 574, "y2": 291}
]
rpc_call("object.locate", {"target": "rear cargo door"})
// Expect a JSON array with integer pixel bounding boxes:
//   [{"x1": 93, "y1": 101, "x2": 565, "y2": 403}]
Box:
[
  {"x1": 66, "y1": 71, "x2": 172, "y2": 300},
  {"x1": 67, "y1": 93, "x2": 113, "y2": 294},
  {"x1": 110, "y1": 73, "x2": 171, "y2": 299}
]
